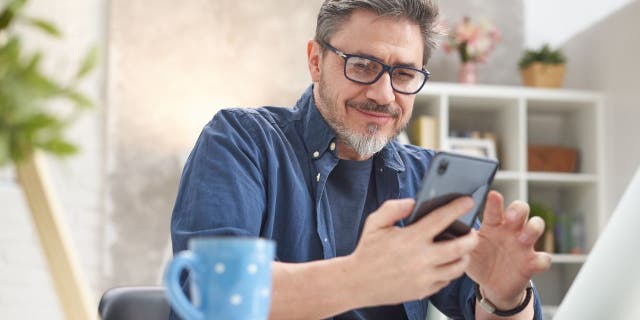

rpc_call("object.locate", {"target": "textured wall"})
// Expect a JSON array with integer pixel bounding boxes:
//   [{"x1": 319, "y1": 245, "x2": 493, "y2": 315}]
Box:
[
  {"x1": 432, "y1": 0, "x2": 525, "y2": 85},
  {"x1": 106, "y1": 0, "x2": 322, "y2": 286},
  {"x1": 105, "y1": 0, "x2": 524, "y2": 287}
]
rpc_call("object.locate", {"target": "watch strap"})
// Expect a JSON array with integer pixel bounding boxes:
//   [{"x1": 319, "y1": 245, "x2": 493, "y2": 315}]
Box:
[{"x1": 474, "y1": 280, "x2": 533, "y2": 317}]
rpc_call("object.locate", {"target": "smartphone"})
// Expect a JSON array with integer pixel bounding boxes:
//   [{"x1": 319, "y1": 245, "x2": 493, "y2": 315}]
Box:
[{"x1": 406, "y1": 151, "x2": 499, "y2": 241}]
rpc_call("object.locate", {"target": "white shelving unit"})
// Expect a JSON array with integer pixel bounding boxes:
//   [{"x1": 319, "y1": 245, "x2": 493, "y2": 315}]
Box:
[{"x1": 411, "y1": 82, "x2": 605, "y2": 316}]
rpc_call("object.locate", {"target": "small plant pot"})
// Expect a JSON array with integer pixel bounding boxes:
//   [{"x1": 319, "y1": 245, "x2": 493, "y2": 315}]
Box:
[{"x1": 520, "y1": 62, "x2": 566, "y2": 88}]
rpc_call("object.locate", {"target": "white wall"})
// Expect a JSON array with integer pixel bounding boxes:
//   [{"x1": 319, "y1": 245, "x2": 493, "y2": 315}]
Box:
[
  {"x1": 561, "y1": 1, "x2": 640, "y2": 217},
  {"x1": 523, "y1": 0, "x2": 633, "y2": 48},
  {"x1": 0, "y1": 1, "x2": 107, "y2": 319}
]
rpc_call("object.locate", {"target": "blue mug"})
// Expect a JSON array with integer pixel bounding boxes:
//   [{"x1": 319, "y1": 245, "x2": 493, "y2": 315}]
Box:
[{"x1": 164, "y1": 237, "x2": 276, "y2": 320}]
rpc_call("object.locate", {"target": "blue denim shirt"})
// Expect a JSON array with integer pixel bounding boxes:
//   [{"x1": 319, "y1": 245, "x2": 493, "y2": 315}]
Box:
[{"x1": 171, "y1": 85, "x2": 542, "y2": 320}]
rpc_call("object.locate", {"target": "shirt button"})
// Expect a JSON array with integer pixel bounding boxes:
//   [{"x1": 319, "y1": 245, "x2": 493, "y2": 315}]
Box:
[
  {"x1": 324, "y1": 238, "x2": 328, "y2": 242},
  {"x1": 313, "y1": 151, "x2": 320, "y2": 158},
  {"x1": 316, "y1": 173, "x2": 321, "y2": 182},
  {"x1": 329, "y1": 142, "x2": 336, "y2": 151},
  {"x1": 379, "y1": 168, "x2": 384, "y2": 172}
]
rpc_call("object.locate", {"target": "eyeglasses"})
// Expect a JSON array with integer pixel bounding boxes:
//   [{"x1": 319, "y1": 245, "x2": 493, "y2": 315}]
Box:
[{"x1": 320, "y1": 41, "x2": 430, "y2": 95}]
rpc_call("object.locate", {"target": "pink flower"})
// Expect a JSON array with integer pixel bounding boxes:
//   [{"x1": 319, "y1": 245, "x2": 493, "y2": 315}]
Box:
[{"x1": 442, "y1": 16, "x2": 501, "y2": 64}]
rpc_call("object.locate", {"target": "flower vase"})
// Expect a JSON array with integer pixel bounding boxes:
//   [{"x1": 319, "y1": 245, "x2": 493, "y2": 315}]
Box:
[{"x1": 458, "y1": 62, "x2": 477, "y2": 84}]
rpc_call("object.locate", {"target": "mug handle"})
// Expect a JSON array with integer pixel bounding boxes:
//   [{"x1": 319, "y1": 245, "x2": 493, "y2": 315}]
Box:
[{"x1": 164, "y1": 251, "x2": 203, "y2": 320}]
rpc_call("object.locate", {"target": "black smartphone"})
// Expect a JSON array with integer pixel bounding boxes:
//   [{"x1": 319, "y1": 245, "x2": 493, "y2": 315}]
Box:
[{"x1": 406, "y1": 151, "x2": 499, "y2": 241}]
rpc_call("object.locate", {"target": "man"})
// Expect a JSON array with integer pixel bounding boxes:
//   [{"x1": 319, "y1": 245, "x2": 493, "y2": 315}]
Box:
[{"x1": 171, "y1": 0, "x2": 552, "y2": 319}]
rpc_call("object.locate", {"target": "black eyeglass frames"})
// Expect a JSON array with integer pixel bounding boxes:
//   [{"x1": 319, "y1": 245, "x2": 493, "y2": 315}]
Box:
[{"x1": 320, "y1": 41, "x2": 430, "y2": 95}]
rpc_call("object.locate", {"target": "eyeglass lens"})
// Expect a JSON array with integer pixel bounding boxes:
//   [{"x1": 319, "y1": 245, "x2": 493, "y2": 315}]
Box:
[{"x1": 345, "y1": 56, "x2": 426, "y2": 94}]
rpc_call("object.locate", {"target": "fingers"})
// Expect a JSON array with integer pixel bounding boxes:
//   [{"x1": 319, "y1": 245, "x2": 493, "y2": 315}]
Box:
[
  {"x1": 479, "y1": 191, "x2": 504, "y2": 227},
  {"x1": 432, "y1": 254, "x2": 471, "y2": 284},
  {"x1": 416, "y1": 255, "x2": 472, "y2": 295},
  {"x1": 504, "y1": 200, "x2": 530, "y2": 230},
  {"x1": 431, "y1": 231, "x2": 479, "y2": 265},
  {"x1": 515, "y1": 214, "x2": 551, "y2": 275},
  {"x1": 409, "y1": 196, "x2": 474, "y2": 241},
  {"x1": 519, "y1": 251, "x2": 552, "y2": 277},
  {"x1": 365, "y1": 199, "x2": 415, "y2": 230},
  {"x1": 522, "y1": 217, "x2": 552, "y2": 273},
  {"x1": 517, "y1": 216, "x2": 546, "y2": 246},
  {"x1": 530, "y1": 252, "x2": 553, "y2": 274}
]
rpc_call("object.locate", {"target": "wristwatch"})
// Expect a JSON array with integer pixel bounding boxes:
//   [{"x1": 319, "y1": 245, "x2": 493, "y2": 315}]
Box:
[{"x1": 474, "y1": 280, "x2": 534, "y2": 317}]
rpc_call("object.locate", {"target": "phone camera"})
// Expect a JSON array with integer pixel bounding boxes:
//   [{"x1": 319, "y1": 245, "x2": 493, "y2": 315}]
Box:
[{"x1": 437, "y1": 159, "x2": 449, "y2": 175}]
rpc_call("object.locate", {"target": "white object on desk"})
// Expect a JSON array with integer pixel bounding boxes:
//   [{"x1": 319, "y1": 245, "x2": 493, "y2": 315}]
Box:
[{"x1": 554, "y1": 165, "x2": 640, "y2": 319}]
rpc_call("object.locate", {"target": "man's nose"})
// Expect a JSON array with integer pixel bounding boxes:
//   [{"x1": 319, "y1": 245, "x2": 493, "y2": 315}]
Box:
[{"x1": 365, "y1": 71, "x2": 396, "y2": 106}]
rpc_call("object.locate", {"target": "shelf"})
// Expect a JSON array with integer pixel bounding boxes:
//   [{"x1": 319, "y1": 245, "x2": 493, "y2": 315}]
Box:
[
  {"x1": 551, "y1": 254, "x2": 588, "y2": 264},
  {"x1": 527, "y1": 172, "x2": 598, "y2": 185},
  {"x1": 422, "y1": 82, "x2": 602, "y2": 102},
  {"x1": 495, "y1": 170, "x2": 521, "y2": 181},
  {"x1": 413, "y1": 83, "x2": 604, "y2": 314}
]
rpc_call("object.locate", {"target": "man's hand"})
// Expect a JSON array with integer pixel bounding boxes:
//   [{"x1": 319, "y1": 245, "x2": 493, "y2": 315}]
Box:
[
  {"x1": 346, "y1": 197, "x2": 479, "y2": 307},
  {"x1": 269, "y1": 197, "x2": 481, "y2": 319},
  {"x1": 467, "y1": 191, "x2": 552, "y2": 313}
]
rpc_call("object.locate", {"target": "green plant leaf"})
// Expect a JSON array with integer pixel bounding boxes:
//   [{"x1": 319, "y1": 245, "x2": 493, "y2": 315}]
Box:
[
  {"x1": 25, "y1": 51, "x2": 42, "y2": 71},
  {"x1": 1, "y1": 36, "x2": 21, "y2": 61},
  {"x1": 0, "y1": 0, "x2": 27, "y2": 30},
  {"x1": 0, "y1": 132, "x2": 9, "y2": 167},
  {"x1": 23, "y1": 17, "x2": 61, "y2": 38},
  {"x1": 0, "y1": 0, "x2": 97, "y2": 164},
  {"x1": 518, "y1": 43, "x2": 567, "y2": 69},
  {"x1": 23, "y1": 65, "x2": 64, "y2": 100},
  {"x1": 63, "y1": 89, "x2": 93, "y2": 108},
  {"x1": 74, "y1": 46, "x2": 98, "y2": 80},
  {"x1": 37, "y1": 137, "x2": 78, "y2": 156},
  {"x1": 8, "y1": 124, "x2": 32, "y2": 163},
  {"x1": 529, "y1": 202, "x2": 557, "y2": 230},
  {"x1": 0, "y1": 7, "x2": 15, "y2": 30},
  {"x1": 20, "y1": 112, "x2": 60, "y2": 132}
]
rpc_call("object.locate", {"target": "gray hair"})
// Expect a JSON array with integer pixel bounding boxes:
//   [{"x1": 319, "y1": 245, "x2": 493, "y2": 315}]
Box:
[{"x1": 315, "y1": 0, "x2": 441, "y2": 66}]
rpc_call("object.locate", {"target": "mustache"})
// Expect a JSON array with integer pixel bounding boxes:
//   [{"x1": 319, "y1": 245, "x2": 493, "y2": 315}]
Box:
[{"x1": 347, "y1": 100, "x2": 400, "y2": 118}]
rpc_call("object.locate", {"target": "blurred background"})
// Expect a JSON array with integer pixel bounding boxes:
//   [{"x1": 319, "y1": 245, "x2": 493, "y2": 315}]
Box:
[{"x1": 1, "y1": 0, "x2": 638, "y2": 319}]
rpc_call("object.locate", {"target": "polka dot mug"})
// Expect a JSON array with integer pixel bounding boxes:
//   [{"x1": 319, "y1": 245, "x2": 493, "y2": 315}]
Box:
[{"x1": 165, "y1": 237, "x2": 275, "y2": 320}]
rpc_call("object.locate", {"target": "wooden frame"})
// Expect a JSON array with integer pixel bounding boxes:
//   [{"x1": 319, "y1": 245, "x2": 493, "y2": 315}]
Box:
[{"x1": 16, "y1": 153, "x2": 97, "y2": 320}]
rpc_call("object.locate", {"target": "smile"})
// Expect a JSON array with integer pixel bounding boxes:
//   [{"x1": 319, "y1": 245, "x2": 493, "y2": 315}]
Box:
[{"x1": 346, "y1": 100, "x2": 400, "y2": 126}]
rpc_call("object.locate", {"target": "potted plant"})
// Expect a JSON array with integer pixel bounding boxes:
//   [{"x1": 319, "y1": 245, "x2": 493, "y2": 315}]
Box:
[
  {"x1": 529, "y1": 202, "x2": 557, "y2": 253},
  {"x1": 1, "y1": 0, "x2": 98, "y2": 319},
  {"x1": 518, "y1": 44, "x2": 567, "y2": 88}
]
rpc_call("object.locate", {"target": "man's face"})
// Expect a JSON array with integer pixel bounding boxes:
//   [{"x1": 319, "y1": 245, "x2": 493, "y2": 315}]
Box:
[{"x1": 308, "y1": 10, "x2": 424, "y2": 160}]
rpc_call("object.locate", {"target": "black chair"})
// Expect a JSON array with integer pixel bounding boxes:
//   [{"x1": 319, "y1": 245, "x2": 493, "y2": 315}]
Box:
[{"x1": 99, "y1": 286, "x2": 171, "y2": 320}]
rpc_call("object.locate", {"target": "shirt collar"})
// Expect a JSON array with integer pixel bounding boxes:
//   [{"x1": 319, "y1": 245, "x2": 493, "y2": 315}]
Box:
[
  {"x1": 298, "y1": 85, "x2": 336, "y2": 158},
  {"x1": 297, "y1": 84, "x2": 406, "y2": 172}
]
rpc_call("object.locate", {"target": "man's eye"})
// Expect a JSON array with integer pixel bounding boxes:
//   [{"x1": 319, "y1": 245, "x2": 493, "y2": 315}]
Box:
[
  {"x1": 354, "y1": 62, "x2": 369, "y2": 69},
  {"x1": 394, "y1": 70, "x2": 417, "y2": 82}
]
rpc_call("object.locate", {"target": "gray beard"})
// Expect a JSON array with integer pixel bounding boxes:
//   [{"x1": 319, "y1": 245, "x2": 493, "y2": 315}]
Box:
[
  {"x1": 332, "y1": 121, "x2": 391, "y2": 158},
  {"x1": 315, "y1": 80, "x2": 404, "y2": 158}
]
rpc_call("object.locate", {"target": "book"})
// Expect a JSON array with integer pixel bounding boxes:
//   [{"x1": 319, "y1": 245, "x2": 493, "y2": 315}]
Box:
[{"x1": 410, "y1": 115, "x2": 439, "y2": 150}]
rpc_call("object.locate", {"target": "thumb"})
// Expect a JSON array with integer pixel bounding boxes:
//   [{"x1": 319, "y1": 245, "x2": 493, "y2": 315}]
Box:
[{"x1": 365, "y1": 198, "x2": 415, "y2": 230}]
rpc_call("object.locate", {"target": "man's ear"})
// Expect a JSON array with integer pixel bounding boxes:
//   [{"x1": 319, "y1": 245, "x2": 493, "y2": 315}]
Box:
[{"x1": 307, "y1": 39, "x2": 322, "y2": 82}]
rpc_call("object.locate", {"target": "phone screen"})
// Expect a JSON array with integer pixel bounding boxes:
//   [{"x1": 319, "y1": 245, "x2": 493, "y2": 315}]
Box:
[{"x1": 406, "y1": 152, "x2": 499, "y2": 240}]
